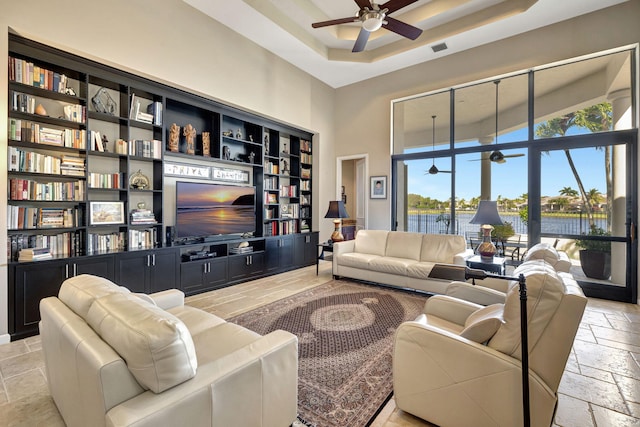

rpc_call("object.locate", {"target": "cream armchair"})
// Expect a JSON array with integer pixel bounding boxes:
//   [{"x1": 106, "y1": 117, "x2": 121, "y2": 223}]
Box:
[
  {"x1": 445, "y1": 242, "x2": 573, "y2": 305},
  {"x1": 393, "y1": 263, "x2": 587, "y2": 427}
]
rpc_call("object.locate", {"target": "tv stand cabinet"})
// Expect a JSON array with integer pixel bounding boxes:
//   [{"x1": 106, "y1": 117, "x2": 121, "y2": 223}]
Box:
[{"x1": 6, "y1": 35, "x2": 317, "y2": 341}]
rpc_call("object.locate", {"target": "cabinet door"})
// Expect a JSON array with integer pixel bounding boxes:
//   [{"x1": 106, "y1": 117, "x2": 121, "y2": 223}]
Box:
[
  {"x1": 148, "y1": 250, "x2": 179, "y2": 293},
  {"x1": 279, "y1": 236, "x2": 295, "y2": 269},
  {"x1": 116, "y1": 251, "x2": 150, "y2": 293},
  {"x1": 74, "y1": 255, "x2": 115, "y2": 281},
  {"x1": 181, "y1": 260, "x2": 208, "y2": 295},
  {"x1": 12, "y1": 260, "x2": 68, "y2": 338},
  {"x1": 203, "y1": 257, "x2": 228, "y2": 290},
  {"x1": 264, "y1": 239, "x2": 281, "y2": 273},
  {"x1": 228, "y1": 253, "x2": 264, "y2": 281},
  {"x1": 294, "y1": 233, "x2": 318, "y2": 266}
]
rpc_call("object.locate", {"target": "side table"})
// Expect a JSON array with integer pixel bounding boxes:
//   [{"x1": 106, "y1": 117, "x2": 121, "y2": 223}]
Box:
[
  {"x1": 466, "y1": 255, "x2": 506, "y2": 275},
  {"x1": 317, "y1": 242, "x2": 334, "y2": 275}
]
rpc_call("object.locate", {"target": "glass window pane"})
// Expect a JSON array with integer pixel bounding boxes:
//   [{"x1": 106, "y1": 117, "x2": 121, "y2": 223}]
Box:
[
  {"x1": 534, "y1": 50, "x2": 633, "y2": 139},
  {"x1": 395, "y1": 158, "x2": 452, "y2": 233},
  {"x1": 392, "y1": 91, "x2": 450, "y2": 155},
  {"x1": 454, "y1": 74, "x2": 528, "y2": 148}
]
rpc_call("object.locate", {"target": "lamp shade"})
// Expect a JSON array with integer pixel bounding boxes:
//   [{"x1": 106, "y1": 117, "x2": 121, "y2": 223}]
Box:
[
  {"x1": 469, "y1": 200, "x2": 503, "y2": 225},
  {"x1": 324, "y1": 200, "x2": 349, "y2": 219}
]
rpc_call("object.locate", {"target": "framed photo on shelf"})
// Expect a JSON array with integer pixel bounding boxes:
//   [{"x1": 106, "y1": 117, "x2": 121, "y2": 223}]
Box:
[
  {"x1": 370, "y1": 175, "x2": 387, "y2": 199},
  {"x1": 89, "y1": 201, "x2": 125, "y2": 225}
]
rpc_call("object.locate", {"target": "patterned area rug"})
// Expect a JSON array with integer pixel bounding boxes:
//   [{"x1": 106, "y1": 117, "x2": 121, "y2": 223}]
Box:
[{"x1": 228, "y1": 280, "x2": 428, "y2": 427}]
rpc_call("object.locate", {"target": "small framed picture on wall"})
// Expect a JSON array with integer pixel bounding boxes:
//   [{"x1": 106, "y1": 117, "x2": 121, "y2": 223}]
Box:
[{"x1": 370, "y1": 175, "x2": 387, "y2": 199}]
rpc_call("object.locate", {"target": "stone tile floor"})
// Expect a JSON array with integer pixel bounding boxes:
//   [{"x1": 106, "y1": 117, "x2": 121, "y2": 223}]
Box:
[{"x1": 0, "y1": 263, "x2": 638, "y2": 426}]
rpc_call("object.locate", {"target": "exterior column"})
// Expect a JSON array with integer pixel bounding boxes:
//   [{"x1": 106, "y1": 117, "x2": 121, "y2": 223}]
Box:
[
  {"x1": 607, "y1": 89, "x2": 631, "y2": 285},
  {"x1": 479, "y1": 136, "x2": 493, "y2": 200}
]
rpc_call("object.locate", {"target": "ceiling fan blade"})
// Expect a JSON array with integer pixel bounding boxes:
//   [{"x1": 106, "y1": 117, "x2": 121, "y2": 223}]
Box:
[
  {"x1": 353, "y1": 28, "x2": 371, "y2": 52},
  {"x1": 354, "y1": 0, "x2": 372, "y2": 10},
  {"x1": 503, "y1": 153, "x2": 526, "y2": 158},
  {"x1": 382, "y1": 16, "x2": 422, "y2": 40},
  {"x1": 380, "y1": 0, "x2": 419, "y2": 14},
  {"x1": 312, "y1": 16, "x2": 359, "y2": 28}
]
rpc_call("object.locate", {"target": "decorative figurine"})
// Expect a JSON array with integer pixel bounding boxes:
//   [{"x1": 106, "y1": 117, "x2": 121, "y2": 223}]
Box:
[
  {"x1": 236, "y1": 128, "x2": 243, "y2": 139},
  {"x1": 168, "y1": 123, "x2": 180, "y2": 152},
  {"x1": 264, "y1": 135, "x2": 269, "y2": 150},
  {"x1": 223, "y1": 129, "x2": 234, "y2": 137},
  {"x1": 282, "y1": 142, "x2": 288, "y2": 154},
  {"x1": 183, "y1": 123, "x2": 196, "y2": 155},
  {"x1": 101, "y1": 134, "x2": 109, "y2": 152},
  {"x1": 202, "y1": 131, "x2": 210, "y2": 156},
  {"x1": 248, "y1": 151, "x2": 255, "y2": 164},
  {"x1": 223, "y1": 145, "x2": 231, "y2": 160},
  {"x1": 281, "y1": 158, "x2": 290, "y2": 175},
  {"x1": 249, "y1": 135, "x2": 254, "y2": 142}
]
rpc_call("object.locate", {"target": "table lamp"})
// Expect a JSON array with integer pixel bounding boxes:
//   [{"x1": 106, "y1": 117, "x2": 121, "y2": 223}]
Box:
[
  {"x1": 469, "y1": 200, "x2": 503, "y2": 261},
  {"x1": 324, "y1": 200, "x2": 349, "y2": 242}
]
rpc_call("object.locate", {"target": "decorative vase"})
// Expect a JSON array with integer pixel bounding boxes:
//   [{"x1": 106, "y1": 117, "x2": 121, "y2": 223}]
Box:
[{"x1": 477, "y1": 225, "x2": 497, "y2": 261}]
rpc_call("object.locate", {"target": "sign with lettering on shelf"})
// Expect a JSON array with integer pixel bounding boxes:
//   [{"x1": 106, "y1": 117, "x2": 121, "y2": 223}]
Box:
[
  {"x1": 164, "y1": 162, "x2": 211, "y2": 179},
  {"x1": 211, "y1": 166, "x2": 250, "y2": 184}
]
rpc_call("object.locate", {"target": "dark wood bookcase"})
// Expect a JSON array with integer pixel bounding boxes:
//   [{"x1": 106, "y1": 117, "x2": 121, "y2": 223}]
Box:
[{"x1": 6, "y1": 34, "x2": 317, "y2": 340}]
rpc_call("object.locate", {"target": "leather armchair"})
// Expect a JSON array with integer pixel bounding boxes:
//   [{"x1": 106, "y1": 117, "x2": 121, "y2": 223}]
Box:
[
  {"x1": 445, "y1": 242, "x2": 573, "y2": 305},
  {"x1": 393, "y1": 263, "x2": 587, "y2": 427}
]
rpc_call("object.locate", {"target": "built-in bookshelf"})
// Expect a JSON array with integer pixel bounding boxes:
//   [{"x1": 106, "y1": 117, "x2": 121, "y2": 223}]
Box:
[{"x1": 6, "y1": 34, "x2": 316, "y2": 341}]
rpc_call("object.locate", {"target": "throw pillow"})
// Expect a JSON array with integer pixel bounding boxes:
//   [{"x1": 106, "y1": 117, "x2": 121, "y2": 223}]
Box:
[{"x1": 460, "y1": 304, "x2": 504, "y2": 343}]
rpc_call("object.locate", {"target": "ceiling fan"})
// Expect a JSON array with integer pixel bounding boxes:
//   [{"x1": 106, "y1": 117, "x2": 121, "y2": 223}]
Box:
[
  {"x1": 311, "y1": 0, "x2": 423, "y2": 53},
  {"x1": 473, "y1": 80, "x2": 525, "y2": 164},
  {"x1": 425, "y1": 115, "x2": 451, "y2": 175}
]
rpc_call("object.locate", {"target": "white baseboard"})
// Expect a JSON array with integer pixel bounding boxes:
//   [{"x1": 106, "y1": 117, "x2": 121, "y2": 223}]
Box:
[{"x1": 0, "y1": 334, "x2": 11, "y2": 345}]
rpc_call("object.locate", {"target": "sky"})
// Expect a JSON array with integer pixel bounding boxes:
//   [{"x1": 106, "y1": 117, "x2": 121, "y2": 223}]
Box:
[{"x1": 406, "y1": 127, "x2": 611, "y2": 202}]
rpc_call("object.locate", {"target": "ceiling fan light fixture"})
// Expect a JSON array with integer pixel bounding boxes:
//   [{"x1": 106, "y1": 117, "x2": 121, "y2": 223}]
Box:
[{"x1": 361, "y1": 11, "x2": 384, "y2": 32}]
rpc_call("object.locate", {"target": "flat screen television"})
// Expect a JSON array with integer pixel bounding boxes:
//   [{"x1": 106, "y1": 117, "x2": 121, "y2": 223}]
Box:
[{"x1": 175, "y1": 181, "x2": 256, "y2": 240}]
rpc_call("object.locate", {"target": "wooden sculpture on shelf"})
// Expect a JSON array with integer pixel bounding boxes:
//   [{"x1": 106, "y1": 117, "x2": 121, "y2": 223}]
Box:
[
  {"x1": 202, "y1": 131, "x2": 210, "y2": 156},
  {"x1": 168, "y1": 123, "x2": 180, "y2": 152},
  {"x1": 184, "y1": 123, "x2": 196, "y2": 155}
]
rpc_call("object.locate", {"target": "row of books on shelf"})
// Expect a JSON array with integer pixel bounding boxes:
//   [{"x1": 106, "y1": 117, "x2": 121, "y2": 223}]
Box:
[
  {"x1": 128, "y1": 228, "x2": 158, "y2": 250},
  {"x1": 265, "y1": 192, "x2": 278, "y2": 204},
  {"x1": 8, "y1": 147, "x2": 83, "y2": 176},
  {"x1": 129, "y1": 94, "x2": 162, "y2": 126},
  {"x1": 130, "y1": 209, "x2": 157, "y2": 225},
  {"x1": 300, "y1": 194, "x2": 311, "y2": 205},
  {"x1": 264, "y1": 176, "x2": 278, "y2": 190},
  {"x1": 9, "y1": 178, "x2": 85, "y2": 201},
  {"x1": 300, "y1": 152, "x2": 312, "y2": 164},
  {"x1": 280, "y1": 203, "x2": 300, "y2": 218},
  {"x1": 301, "y1": 168, "x2": 311, "y2": 179},
  {"x1": 88, "y1": 172, "x2": 124, "y2": 189},
  {"x1": 9, "y1": 119, "x2": 87, "y2": 149},
  {"x1": 300, "y1": 139, "x2": 311, "y2": 153},
  {"x1": 87, "y1": 231, "x2": 126, "y2": 255},
  {"x1": 300, "y1": 180, "x2": 311, "y2": 191},
  {"x1": 7, "y1": 206, "x2": 80, "y2": 230},
  {"x1": 7, "y1": 230, "x2": 84, "y2": 261},
  {"x1": 280, "y1": 185, "x2": 298, "y2": 197},
  {"x1": 129, "y1": 139, "x2": 163, "y2": 159},
  {"x1": 263, "y1": 220, "x2": 299, "y2": 236},
  {"x1": 8, "y1": 56, "x2": 71, "y2": 93},
  {"x1": 264, "y1": 160, "x2": 279, "y2": 174}
]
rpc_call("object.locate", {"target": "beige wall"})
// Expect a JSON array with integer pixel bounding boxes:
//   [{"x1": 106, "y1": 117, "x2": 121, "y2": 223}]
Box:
[{"x1": 0, "y1": 0, "x2": 336, "y2": 341}]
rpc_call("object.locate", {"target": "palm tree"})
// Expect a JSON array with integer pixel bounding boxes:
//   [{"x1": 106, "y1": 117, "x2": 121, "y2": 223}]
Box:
[
  {"x1": 535, "y1": 102, "x2": 612, "y2": 227},
  {"x1": 559, "y1": 186, "x2": 578, "y2": 198}
]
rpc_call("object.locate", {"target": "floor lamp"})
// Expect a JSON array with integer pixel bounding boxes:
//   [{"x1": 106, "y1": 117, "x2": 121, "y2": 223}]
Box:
[{"x1": 429, "y1": 265, "x2": 531, "y2": 427}]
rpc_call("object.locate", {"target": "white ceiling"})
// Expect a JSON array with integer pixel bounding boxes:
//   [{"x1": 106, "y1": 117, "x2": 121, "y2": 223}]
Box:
[{"x1": 184, "y1": 0, "x2": 628, "y2": 88}]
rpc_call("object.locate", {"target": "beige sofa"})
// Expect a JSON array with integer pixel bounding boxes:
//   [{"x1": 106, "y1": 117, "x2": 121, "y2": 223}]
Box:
[
  {"x1": 332, "y1": 230, "x2": 474, "y2": 294},
  {"x1": 39, "y1": 275, "x2": 298, "y2": 427},
  {"x1": 393, "y1": 260, "x2": 587, "y2": 427}
]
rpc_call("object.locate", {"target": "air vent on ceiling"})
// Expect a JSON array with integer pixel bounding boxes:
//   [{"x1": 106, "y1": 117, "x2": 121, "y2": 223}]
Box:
[{"x1": 431, "y1": 43, "x2": 448, "y2": 53}]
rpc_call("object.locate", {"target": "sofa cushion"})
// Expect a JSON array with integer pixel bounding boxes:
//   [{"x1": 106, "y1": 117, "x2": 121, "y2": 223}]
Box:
[
  {"x1": 353, "y1": 229, "x2": 389, "y2": 256},
  {"x1": 406, "y1": 261, "x2": 437, "y2": 279},
  {"x1": 338, "y1": 252, "x2": 381, "y2": 269},
  {"x1": 420, "y1": 234, "x2": 467, "y2": 263},
  {"x1": 385, "y1": 231, "x2": 423, "y2": 261},
  {"x1": 369, "y1": 256, "x2": 418, "y2": 275},
  {"x1": 86, "y1": 293, "x2": 198, "y2": 393},
  {"x1": 460, "y1": 304, "x2": 504, "y2": 343},
  {"x1": 58, "y1": 274, "x2": 131, "y2": 319}
]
